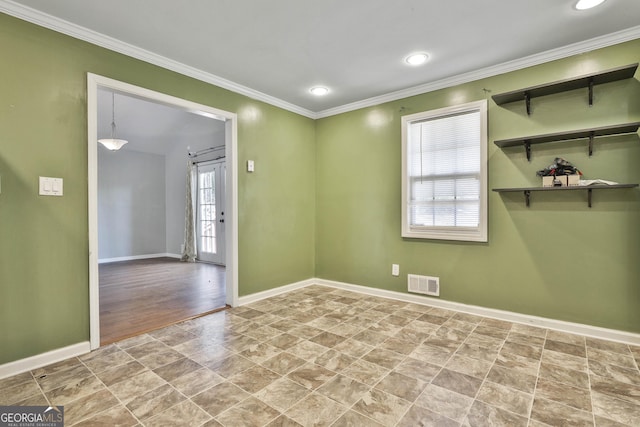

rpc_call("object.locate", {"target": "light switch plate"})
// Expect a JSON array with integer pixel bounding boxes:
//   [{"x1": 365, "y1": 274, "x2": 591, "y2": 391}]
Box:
[
  {"x1": 39, "y1": 176, "x2": 63, "y2": 196},
  {"x1": 247, "y1": 160, "x2": 255, "y2": 172}
]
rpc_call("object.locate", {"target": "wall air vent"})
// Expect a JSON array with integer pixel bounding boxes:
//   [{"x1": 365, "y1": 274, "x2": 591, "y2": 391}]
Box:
[{"x1": 408, "y1": 274, "x2": 440, "y2": 297}]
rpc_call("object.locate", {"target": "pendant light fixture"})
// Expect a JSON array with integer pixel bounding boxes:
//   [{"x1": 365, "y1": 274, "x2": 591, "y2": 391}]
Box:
[
  {"x1": 98, "y1": 92, "x2": 128, "y2": 151},
  {"x1": 575, "y1": 0, "x2": 606, "y2": 9}
]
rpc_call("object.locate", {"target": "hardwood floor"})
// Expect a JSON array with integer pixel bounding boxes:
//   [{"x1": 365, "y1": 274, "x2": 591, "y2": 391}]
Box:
[{"x1": 99, "y1": 257, "x2": 227, "y2": 345}]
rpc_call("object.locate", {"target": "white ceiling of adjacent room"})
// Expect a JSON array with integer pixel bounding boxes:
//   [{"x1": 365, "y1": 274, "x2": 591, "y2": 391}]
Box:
[{"x1": 97, "y1": 88, "x2": 225, "y2": 155}]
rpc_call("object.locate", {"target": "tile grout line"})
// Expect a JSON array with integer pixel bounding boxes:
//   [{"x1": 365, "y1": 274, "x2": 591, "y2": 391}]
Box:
[
  {"x1": 250, "y1": 290, "x2": 342, "y2": 425},
  {"x1": 585, "y1": 339, "x2": 597, "y2": 427},
  {"x1": 21, "y1": 285, "x2": 639, "y2": 426},
  {"x1": 390, "y1": 310, "x2": 477, "y2": 426},
  {"x1": 297, "y1": 304, "x2": 388, "y2": 425},
  {"x1": 457, "y1": 320, "x2": 501, "y2": 425},
  {"x1": 368, "y1": 306, "x2": 423, "y2": 426},
  {"x1": 449, "y1": 316, "x2": 488, "y2": 427},
  {"x1": 207, "y1": 303, "x2": 335, "y2": 426},
  {"x1": 526, "y1": 328, "x2": 549, "y2": 427},
  {"x1": 30, "y1": 364, "x2": 54, "y2": 408},
  {"x1": 349, "y1": 302, "x2": 434, "y2": 426},
  {"x1": 73, "y1": 356, "x2": 140, "y2": 427},
  {"x1": 102, "y1": 334, "x2": 220, "y2": 426},
  {"x1": 287, "y1": 296, "x2": 417, "y2": 425},
  {"x1": 372, "y1": 310, "x2": 427, "y2": 427},
  {"x1": 142, "y1": 322, "x2": 246, "y2": 426}
]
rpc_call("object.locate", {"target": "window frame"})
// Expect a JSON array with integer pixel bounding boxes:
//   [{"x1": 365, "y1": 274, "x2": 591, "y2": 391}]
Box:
[{"x1": 401, "y1": 99, "x2": 488, "y2": 242}]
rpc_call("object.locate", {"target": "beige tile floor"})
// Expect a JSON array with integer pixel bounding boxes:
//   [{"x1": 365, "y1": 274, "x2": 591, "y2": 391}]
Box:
[{"x1": 1, "y1": 285, "x2": 639, "y2": 426}]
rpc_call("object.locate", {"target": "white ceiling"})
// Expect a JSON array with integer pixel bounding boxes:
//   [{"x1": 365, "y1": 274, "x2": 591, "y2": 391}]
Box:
[
  {"x1": 97, "y1": 88, "x2": 225, "y2": 155},
  {"x1": 4, "y1": 0, "x2": 640, "y2": 117}
]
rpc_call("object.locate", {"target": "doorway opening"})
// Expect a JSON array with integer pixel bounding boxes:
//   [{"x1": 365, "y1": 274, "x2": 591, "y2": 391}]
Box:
[{"x1": 87, "y1": 73, "x2": 238, "y2": 350}]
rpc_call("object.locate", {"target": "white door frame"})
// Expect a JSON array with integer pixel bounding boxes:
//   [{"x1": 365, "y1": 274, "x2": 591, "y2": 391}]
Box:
[{"x1": 87, "y1": 73, "x2": 239, "y2": 350}]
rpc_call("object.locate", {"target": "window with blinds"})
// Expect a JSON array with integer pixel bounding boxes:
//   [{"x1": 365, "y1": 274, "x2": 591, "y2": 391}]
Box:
[{"x1": 401, "y1": 100, "x2": 488, "y2": 242}]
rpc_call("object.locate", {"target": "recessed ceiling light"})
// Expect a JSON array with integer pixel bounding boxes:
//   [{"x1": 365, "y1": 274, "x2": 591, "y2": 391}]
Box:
[
  {"x1": 405, "y1": 52, "x2": 430, "y2": 66},
  {"x1": 575, "y1": 0, "x2": 606, "y2": 10},
  {"x1": 310, "y1": 86, "x2": 329, "y2": 96}
]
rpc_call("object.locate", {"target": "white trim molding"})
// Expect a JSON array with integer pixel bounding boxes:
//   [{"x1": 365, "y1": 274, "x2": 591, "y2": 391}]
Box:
[
  {"x1": 237, "y1": 278, "x2": 316, "y2": 306},
  {"x1": 3, "y1": 276, "x2": 639, "y2": 380},
  {"x1": 0, "y1": 342, "x2": 90, "y2": 380},
  {"x1": 87, "y1": 73, "x2": 240, "y2": 350},
  {"x1": 401, "y1": 100, "x2": 488, "y2": 242},
  {"x1": 239, "y1": 277, "x2": 640, "y2": 346},
  {"x1": 315, "y1": 279, "x2": 640, "y2": 346},
  {"x1": 1, "y1": 0, "x2": 638, "y2": 119},
  {"x1": 315, "y1": 26, "x2": 640, "y2": 118},
  {"x1": 0, "y1": 0, "x2": 315, "y2": 119},
  {"x1": 98, "y1": 253, "x2": 181, "y2": 264}
]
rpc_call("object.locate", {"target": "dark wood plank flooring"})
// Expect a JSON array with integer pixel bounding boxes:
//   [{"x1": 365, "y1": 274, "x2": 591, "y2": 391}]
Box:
[{"x1": 99, "y1": 257, "x2": 226, "y2": 345}]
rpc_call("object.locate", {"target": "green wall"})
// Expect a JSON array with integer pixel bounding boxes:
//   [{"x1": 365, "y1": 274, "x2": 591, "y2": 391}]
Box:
[
  {"x1": 316, "y1": 39, "x2": 640, "y2": 333},
  {"x1": 1, "y1": 12, "x2": 638, "y2": 367},
  {"x1": 0, "y1": 13, "x2": 316, "y2": 364}
]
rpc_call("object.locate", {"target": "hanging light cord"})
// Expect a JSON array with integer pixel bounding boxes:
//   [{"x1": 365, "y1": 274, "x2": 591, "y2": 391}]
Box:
[
  {"x1": 110, "y1": 93, "x2": 117, "y2": 138},
  {"x1": 419, "y1": 124, "x2": 424, "y2": 184}
]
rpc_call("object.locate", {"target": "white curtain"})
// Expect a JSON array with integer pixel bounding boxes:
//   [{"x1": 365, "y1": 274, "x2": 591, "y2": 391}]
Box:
[{"x1": 181, "y1": 162, "x2": 198, "y2": 262}]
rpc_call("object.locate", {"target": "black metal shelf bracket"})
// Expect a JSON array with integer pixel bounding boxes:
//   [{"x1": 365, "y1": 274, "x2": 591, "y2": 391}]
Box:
[
  {"x1": 494, "y1": 184, "x2": 638, "y2": 208},
  {"x1": 492, "y1": 64, "x2": 638, "y2": 113},
  {"x1": 494, "y1": 122, "x2": 640, "y2": 161},
  {"x1": 522, "y1": 188, "x2": 591, "y2": 208}
]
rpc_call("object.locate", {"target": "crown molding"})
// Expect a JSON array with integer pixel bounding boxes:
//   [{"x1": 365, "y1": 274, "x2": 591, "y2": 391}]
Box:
[
  {"x1": 315, "y1": 25, "x2": 640, "y2": 119},
  {"x1": 2, "y1": 1, "x2": 638, "y2": 121},
  {"x1": 0, "y1": 0, "x2": 317, "y2": 119}
]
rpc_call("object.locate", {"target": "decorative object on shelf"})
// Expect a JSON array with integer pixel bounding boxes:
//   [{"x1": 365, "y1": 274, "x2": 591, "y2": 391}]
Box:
[
  {"x1": 494, "y1": 156, "x2": 637, "y2": 207},
  {"x1": 578, "y1": 179, "x2": 618, "y2": 186},
  {"x1": 491, "y1": 63, "x2": 638, "y2": 115},
  {"x1": 536, "y1": 157, "x2": 582, "y2": 187},
  {"x1": 540, "y1": 175, "x2": 580, "y2": 187}
]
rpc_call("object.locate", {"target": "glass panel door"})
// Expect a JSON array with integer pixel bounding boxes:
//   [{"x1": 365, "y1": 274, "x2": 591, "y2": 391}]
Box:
[{"x1": 197, "y1": 162, "x2": 225, "y2": 264}]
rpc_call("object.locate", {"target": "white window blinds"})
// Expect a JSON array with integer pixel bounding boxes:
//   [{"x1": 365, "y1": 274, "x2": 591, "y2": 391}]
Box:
[{"x1": 401, "y1": 100, "x2": 487, "y2": 241}]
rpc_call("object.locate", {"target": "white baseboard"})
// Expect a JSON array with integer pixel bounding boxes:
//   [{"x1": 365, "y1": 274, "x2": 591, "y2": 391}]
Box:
[
  {"x1": 4, "y1": 277, "x2": 636, "y2": 382},
  {"x1": 238, "y1": 277, "x2": 640, "y2": 346},
  {"x1": 314, "y1": 278, "x2": 640, "y2": 346},
  {"x1": 237, "y1": 278, "x2": 316, "y2": 306},
  {"x1": 98, "y1": 253, "x2": 181, "y2": 264},
  {"x1": 0, "y1": 341, "x2": 91, "y2": 380}
]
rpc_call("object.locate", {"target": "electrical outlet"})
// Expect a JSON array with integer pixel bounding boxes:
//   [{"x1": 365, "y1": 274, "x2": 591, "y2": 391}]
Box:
[{"x1": 392, "y1": 264, "x2": 400, "y2": 276}]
